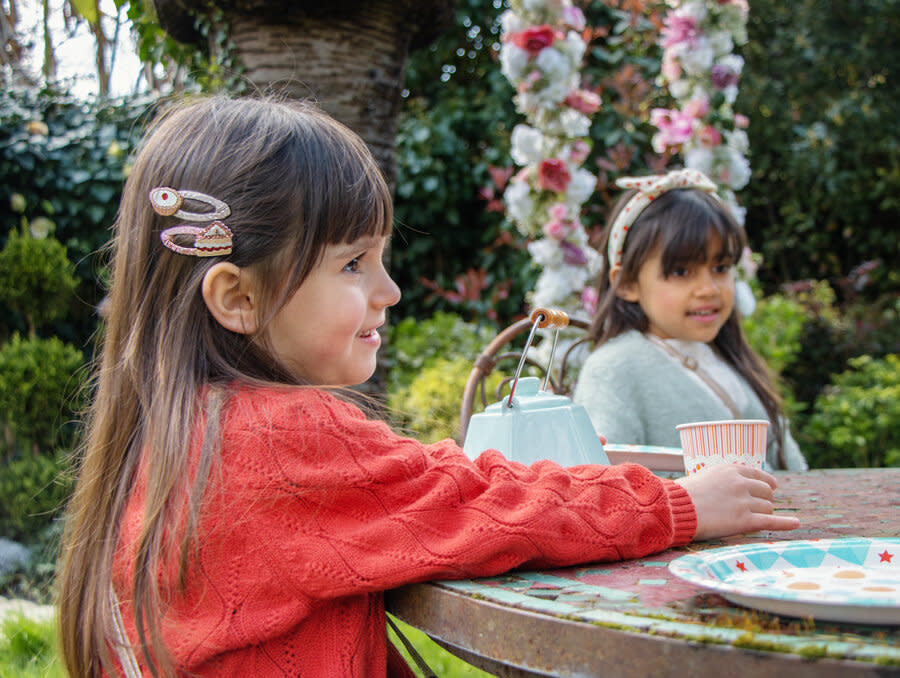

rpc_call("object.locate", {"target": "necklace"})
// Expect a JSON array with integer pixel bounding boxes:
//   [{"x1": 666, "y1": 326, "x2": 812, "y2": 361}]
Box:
[{"x1": 643, "y1": 334, "x2": 741, "y2": 418}]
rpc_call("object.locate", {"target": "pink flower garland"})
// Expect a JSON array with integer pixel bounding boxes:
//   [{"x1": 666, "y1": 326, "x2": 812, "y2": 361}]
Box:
[{"x1": 499, "y1": 0, "x2": 602, "y2": 317}]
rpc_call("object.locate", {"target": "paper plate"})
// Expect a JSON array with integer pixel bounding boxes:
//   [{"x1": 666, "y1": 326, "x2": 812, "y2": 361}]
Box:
[
  {"x1": 669, "y1": 538, "x2": 900, "y2": 624},
  {"x1": 603, "y1": 443, "x2": 684, "y2": 472}
]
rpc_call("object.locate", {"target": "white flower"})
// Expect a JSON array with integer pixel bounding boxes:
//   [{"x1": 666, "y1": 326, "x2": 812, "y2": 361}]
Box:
[
  {"x1": 500, "y1": 43, "x2": 530, "y2": 82},
  {"x1": 725, "y1": 129, "x2": 749, "y2": 154},
  {"x1": 721, "y1": 84, "x2": 739, "y2": 104},
  {"x1": 684, "y1": 145, "x2": 715, "y2": 176},
  {"x1": 718, "y1": 53, "x2": 744, "y2": 75},
  {"x1": 535, "y1": 46, "x2": 573, "y2": 81},
  {"x1": 500, "y1": 10, "x2": 527, "y2": 35},
  {"x1": 559, "y1": 31, "x2": 587, "y2": 63},
  {"x1": 679, "y1": 1, "x2": 708, "y2": 23},
  {"x1": 565, "y1": 168, "x2": 596, "y2": 207},
  {"x1": 670, "y1": 78, "x2": 692, "y2": 99},
  {"x1": 707, "y1": 30, "x2": 734, "y2": 57},
  {"x1": 554, "y1": 109, "x2": 591, "y2": 138},
  {"x1": 679, "y1": 38, "x2": 714, "y2": 75},
  {"x1": 510, "y1": 124, "x2": 545, "y2": 165},
  {"x1": 504, "y1": 181, "x2": 534, "y2": 227},
  {"x1": 724, "y1": 149, "x2": 751, "y2": 190}
]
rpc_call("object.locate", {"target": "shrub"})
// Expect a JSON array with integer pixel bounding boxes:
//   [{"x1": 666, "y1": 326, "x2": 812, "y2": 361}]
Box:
[
  {"x1": 802, "y1": 354, "x2": 900, "y2": 468},
  {"x1": 0, "y1": 228, "x2": 78, "y2": 335},
  {"x1": 388, "y1": 356, "x2": 503, "y2": 445},
  {"x1": 0, "y1": 450, "x2": 72, "y2": 541},
  {"x1": 386, "y1": 311, "x2": 496, "y2": 393},
  {"x1": 0, "y1": 334, "x2": 86, "y2": 455},
  {"x1": 742, "y1": 290, "x2": 807, "y2": 378}
]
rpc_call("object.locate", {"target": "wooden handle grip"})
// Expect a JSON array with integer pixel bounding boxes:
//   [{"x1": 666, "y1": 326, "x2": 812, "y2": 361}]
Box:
[{"x1": 530, "y1": 307, "x2": 569, "y2": 329}]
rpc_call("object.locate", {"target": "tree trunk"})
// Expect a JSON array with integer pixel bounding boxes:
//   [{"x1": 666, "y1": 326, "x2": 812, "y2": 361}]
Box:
[{"x1": 228, "y1": 7, "x2": 409, "y2": 187}]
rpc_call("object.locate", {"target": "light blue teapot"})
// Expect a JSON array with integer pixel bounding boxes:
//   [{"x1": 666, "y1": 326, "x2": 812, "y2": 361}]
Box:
[{"x1": 462, "y1": 308, "x2": 609, "y2": 467}]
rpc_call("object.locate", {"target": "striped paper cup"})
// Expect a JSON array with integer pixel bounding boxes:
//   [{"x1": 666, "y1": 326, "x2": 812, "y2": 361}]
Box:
[{"x1": 676, "y1": 419, "x2": 768, "y2": 476}]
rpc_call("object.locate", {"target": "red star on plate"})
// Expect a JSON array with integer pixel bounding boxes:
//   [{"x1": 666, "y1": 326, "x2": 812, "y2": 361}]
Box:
[
  {"x1": 879, "y1": 550, "x2": 894, "y2": 563},
  {"x1": 735, "y1": 561, "x2": 747, "y2": 572}
]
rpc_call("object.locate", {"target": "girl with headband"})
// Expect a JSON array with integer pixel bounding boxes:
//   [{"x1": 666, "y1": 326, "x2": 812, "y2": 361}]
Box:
[
  {"x1": 574, "y1": 169, "x2": 807, "y2": 471},
  {"x1": 56, "y1": 100, "x2": 799, "y2": 678}
]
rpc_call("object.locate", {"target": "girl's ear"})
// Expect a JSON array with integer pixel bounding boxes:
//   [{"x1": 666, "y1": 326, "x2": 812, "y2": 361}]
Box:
[
  {"x1": 201, "y1": 262, "x2": 259, "y2": 335},
  {"x1": 609, "y1": 266, "x2": 639, "y2": 302}
]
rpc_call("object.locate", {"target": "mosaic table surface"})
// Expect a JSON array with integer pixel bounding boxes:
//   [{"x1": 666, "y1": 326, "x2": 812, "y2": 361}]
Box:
[{"x1": 409, "y1": 469, "x2": 900, "y2": 669}]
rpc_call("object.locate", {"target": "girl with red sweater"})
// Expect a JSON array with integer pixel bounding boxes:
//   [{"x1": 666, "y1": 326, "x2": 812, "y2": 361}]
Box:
[{"x1": 57, "y1": 95, "x2": 798, "y2": 677}]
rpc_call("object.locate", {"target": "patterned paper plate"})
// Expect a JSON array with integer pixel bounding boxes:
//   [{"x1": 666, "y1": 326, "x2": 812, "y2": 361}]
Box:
[
  {"x1": 603, "y1": 443, "x2": 684, "y2": 472},
  {"x1": 669, "y1": 538, "x2": 900, "y2": 624}
]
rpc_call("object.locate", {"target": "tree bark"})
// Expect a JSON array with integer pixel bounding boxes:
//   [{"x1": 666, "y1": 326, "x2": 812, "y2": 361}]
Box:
[{"x1": 227, "y1": 6, "x2": 410, "y2": 185}]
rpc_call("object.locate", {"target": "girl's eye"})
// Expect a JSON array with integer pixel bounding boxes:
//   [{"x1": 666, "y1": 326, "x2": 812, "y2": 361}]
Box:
[
  {"x1": 343, "y1": 256, "x2": 362, "y2": 273},
  {"x1": 670, "y1": 266, "x2": 690, "y2": 278}
]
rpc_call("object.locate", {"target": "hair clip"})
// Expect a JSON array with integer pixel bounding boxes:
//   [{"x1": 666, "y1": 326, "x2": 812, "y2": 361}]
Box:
[
  {"x1": 150, "y1": 187, "x2": 231, "y2": 221},
  {"x1": 151, "y1": 186, "x2": 233, "y2": 257},
  {"x1": 160, "y1": 222, "x2": 233, "y2": 257}
]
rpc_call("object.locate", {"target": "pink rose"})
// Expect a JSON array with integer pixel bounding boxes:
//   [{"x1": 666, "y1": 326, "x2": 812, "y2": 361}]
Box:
[
  {"x1": 683, "y1": 98, "x2": 710, "y2": 119},
  {"x1": 510, "y1": 25, "x2": 558, "y2": 56},
  {"x1": 537, "y1": 158, "x2": 572, "y2": 193},
  {"x1": 548, "y1": 203, "x2": 569, "y2": 220},
  {"x1": 734, "y1": 114, "x2": 750, "y2": 129},
  {"x1": 661, "y1": 15, "x2": 699, "y2": 49},
  {"x1": 650, "y1": 108, "x2": 694, "y2": 149},
  {"x1": 661, "y1": 54, "x2": 682, "y2": 82},
  {"x1": 562, "y1": 6, "x2": 586, "y2": 31},
  {"x1": 568, "y1": 140, "x2": 590, "y2": 166},
  {"x1": 543, "y1": 219, "x2": 573, "y2": 241},
  {"x1": 564, "y1": 89, "x2": 602, "y2": 115},
  {"x1": 698, "y1": 125, "x2": 722, "y2": 147}
]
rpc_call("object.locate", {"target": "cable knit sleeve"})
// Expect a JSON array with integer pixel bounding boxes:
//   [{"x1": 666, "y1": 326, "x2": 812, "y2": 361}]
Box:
[{"x1": 205, "y1": 386, "x2": 696, "y2": 603}]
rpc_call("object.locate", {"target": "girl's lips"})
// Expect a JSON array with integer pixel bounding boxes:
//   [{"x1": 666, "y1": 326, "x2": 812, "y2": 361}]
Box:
[
  {"x1": 359, "y1": 328, "x2": 382, "y2": 345},
  {"x1": 687, "y1": 308, "x2": 720, "y2": 323}
]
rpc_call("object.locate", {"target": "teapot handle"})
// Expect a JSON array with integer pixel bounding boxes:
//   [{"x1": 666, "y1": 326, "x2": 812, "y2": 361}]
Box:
[
  {"x1": 531, "y1": 307, "x2": 569, "y2": 329},
  {"x1": 508, "y1": 307, "x2": 569, "y2": 405}
]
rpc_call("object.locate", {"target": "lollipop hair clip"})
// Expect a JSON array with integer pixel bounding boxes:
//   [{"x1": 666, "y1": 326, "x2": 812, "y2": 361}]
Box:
[{"x1": 151, "y1": 186, "x2": 233, "y2": 257}]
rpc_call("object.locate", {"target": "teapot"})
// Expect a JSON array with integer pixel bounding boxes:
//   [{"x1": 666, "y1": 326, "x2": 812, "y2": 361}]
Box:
[{"x1": 462, "y1": 308, "x2": 609, "y2": 467}]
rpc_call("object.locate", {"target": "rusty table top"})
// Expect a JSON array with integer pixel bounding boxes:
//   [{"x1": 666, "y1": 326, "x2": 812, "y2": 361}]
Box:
[{"x1": 386, "y1": 468, "x2": 900, "y2": 677}]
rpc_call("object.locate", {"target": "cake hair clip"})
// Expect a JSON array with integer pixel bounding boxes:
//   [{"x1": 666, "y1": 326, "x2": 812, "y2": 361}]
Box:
[{"x1": 151, "y1": 187, "x2": 233, "y2": 257}]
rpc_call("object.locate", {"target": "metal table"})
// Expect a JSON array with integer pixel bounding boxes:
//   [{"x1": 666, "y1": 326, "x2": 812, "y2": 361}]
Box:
[{"x1": 386, "y1": 468, "x2": 900, "y2": 677}]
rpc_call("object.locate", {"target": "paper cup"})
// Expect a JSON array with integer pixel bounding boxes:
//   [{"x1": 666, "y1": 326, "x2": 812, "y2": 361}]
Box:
[{"x1": 676, "y1": 419, "x2": 768, "y2": 475}]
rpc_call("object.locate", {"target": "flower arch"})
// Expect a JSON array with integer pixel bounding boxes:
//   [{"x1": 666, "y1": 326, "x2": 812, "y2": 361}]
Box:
[{"x1": 499, "y1": 0, "x2": 755, "y2": 320}]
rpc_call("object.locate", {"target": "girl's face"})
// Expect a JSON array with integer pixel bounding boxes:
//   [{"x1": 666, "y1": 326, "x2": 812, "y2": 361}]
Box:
[
  {"x1": 617, "y1": 231, "x2": 735, "y2": 343},
  {"x1": 267, "y1": 234, "x2": 401, "y2": 385}
]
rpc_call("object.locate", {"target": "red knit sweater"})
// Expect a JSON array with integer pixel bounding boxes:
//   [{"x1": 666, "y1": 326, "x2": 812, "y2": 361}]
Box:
[{"x1": 112, "y1": 385, "x2": 696, "y2": 676}]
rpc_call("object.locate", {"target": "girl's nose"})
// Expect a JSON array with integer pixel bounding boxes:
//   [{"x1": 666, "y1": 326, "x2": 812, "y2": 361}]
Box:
[
  {"x1": 694, "y1": 268, "x2": 719, "y2": 295},
  {"x1": 376, "y1": 263, "x2": 402, "y2": 308}
]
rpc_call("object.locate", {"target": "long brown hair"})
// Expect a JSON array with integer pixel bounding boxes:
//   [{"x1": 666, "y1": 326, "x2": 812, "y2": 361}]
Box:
[
  {"x1": 57, "y1": 95, "x2": 393, "y2": 677},
  {"x1": 588, "y1": 186, "x2": 786, "y2": 462}
]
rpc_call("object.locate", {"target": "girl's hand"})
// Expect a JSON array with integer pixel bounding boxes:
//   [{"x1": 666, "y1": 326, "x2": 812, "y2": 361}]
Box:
[{"x1": 675, "y1": 465, "x2": 800, "y2": 541}]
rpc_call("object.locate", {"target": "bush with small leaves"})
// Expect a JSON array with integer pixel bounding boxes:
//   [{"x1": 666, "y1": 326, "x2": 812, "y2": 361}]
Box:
[
  {"x1": 803, "y1": 354, "x2": 900, "y2": 468},
  {"x1": 0, "y1": 334, "x2": 85, "y2": 455},
  {"x1": 0, "y1": 228, "x2": 78, "y2": 335}
]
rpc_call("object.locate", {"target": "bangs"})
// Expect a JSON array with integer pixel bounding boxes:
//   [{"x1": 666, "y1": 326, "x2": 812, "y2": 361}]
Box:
[
  {"x1": 655, "y1": 192, "x2": 744, "y2": 276},
  {"x1": 328, "y1": 167, "x2": 393, "y2": 245}
]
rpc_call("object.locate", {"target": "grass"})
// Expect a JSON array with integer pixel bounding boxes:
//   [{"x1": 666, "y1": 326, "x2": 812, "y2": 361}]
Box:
[
  {"x1": 0, "y1": 610, "x2": 490, "y2": 677},
  {"x1": 0, "y1": 613, "x2": 64, "y2": 678},
  {"x1": 389, "y1": 616, "x2": 494, "y2": 677}
]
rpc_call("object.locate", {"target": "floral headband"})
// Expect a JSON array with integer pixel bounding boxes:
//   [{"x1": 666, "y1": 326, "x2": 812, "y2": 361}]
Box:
[
  {"x1": 606, "y1": 169, "x2": 718, "y2": 269},
  {"x1": 151, "y1": 187, "x2": 233, "y2": 257}
]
